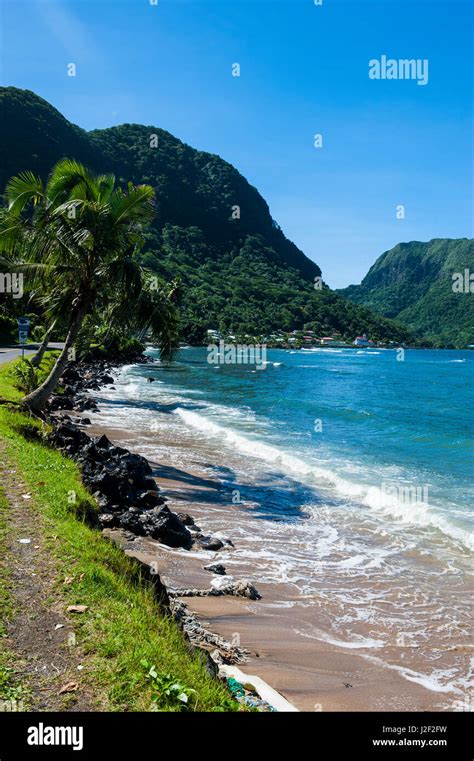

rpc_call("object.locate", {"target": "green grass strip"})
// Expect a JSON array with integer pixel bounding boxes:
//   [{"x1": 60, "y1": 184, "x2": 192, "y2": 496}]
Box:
[{"x1": 0, "y1": 360, "x2": 238, "y2": 712}]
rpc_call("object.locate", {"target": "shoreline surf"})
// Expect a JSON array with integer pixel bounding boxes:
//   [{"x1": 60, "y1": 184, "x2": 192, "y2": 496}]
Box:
[{"x1": 81, "y1": 347, "x2": 473, "y2": 711}]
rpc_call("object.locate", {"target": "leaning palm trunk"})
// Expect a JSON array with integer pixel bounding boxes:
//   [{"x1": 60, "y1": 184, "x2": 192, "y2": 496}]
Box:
[
  {"x1": 138, "y1": 325, "x2": 149, "y2": 342},
  {"x1": 22, "y1": 304, "x2": 87, "y2": 414},
  {"x1": 30, "y1": 318, "x2": 57, "y2": 368}
]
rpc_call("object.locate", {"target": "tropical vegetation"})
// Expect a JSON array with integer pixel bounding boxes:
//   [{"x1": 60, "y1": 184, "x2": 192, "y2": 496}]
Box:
[
  {"x1": 0, "y1": 359, "x2": 239, "y2": 711},
  {"x1": 0, "y1": 157, "x2": 178, "y2": 412},
  {"x1": 0, "y1": 87, "x2": 418, "y2": 349},
  {"x1": 338, "y1": 238, "x2": 474, "y2": 349}
]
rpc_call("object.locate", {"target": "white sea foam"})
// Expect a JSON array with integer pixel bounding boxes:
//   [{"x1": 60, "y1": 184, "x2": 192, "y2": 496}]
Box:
[
  {"x1": 174, "y1": 407, "x2": 473, "y2": 550},
  {"x1": 94, "y1": 377, "x2": 472, "y2": 555},
  {"x1": 293, "y1": 627, "x2": 386, "y2": 649},
  {"x1": 300, "y1": 347, "x2": 344, "y2": 353},
  {"x1": 294, "y1": 629, "x2": 466, "y2": 694},
  {"x1": 92, "y1": 361, "x2": 472, "y2": 701},
  {"x1": 210, "y1": 575, "x2": 235, "y2": 589},
  {"x1": 361, "y1": 655, "x2": 464, "y2": 694},
  {"x1": 364, "y1": 486, "x2": 473, "y2": 550}
]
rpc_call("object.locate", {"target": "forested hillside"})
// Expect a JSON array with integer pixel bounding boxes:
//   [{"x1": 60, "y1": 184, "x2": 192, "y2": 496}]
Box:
[
  {"x1": 338, "y1": 239, "x2": 474, "y2": 348},
  {"x1": 0, "y1": 87, "x2": 417, "y2": 344}
]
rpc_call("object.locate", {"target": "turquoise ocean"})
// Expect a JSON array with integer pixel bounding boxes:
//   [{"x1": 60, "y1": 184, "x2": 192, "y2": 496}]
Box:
[{"x1": 92, "y1": 347, "x2": 473, "y2": 699}]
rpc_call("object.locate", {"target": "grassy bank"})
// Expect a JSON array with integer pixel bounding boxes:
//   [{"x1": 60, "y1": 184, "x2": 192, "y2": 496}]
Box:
[{"x1": 0, "y1": 357, "x2": 238, "y2": 711}]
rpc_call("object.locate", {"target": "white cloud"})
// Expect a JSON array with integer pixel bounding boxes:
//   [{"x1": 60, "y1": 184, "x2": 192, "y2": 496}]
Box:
[{"x1": 33, "y1": 0, "x2": 101, "y2": 63}]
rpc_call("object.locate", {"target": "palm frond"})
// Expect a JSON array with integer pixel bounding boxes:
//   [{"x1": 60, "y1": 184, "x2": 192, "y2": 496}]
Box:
[
  {"x1": 46, "y1": 158, "x2": 97, "y2": 204},
  {"x1": 96, "y1": 174, "x2": 116, "y2": 202},
  {"x1": 101, "y1": 256, "x2": 143, "y2": 298},
  {"x1": 5, "y1": 171, "x2": 44, "y2": 215},
  {"x1": 109, "y1": 185, "x2": 155, "y2": 227}
]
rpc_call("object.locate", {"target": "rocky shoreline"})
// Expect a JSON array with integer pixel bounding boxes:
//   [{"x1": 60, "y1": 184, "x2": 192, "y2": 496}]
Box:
[
  {"x1": 47, "y1": 358, "x2": 234, "y2": 553},
  {"x1": 42, "y1": 356, "x2": 276, "y2": 710}
]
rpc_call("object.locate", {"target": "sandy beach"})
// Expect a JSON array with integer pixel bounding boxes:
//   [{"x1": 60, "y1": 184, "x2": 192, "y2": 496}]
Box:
[{"x1": 85, "y1": 418, "x2": 468, "y2": 713}]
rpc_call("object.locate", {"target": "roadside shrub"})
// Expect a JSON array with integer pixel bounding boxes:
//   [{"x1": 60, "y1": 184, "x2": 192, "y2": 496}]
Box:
[
  {"x1": 31, "y1": 325, "x2": 45, "y2": 342},
  {"x1": 9, "y1": 358, "x2": 37, "y2": 393},
  {"x1": 141, "y1": 661, "x2": 196, "y2": 711}
]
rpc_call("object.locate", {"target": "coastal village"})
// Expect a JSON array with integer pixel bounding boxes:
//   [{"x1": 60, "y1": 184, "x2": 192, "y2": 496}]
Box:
[{"x1": 206, "y1": 329, "x2": 392, "y2": 349}]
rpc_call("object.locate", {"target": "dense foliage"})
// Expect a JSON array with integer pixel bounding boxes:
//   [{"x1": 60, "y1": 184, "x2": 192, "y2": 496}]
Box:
[
  {"x1": 0, "y1": 87, "x2": 429, "y2": 345},
  {"x1": 0, "y1": 157, "x2": 177, "y2": 411},
  {"x1": 338, "y1": 239, "x2": 474, "y2": 348}
]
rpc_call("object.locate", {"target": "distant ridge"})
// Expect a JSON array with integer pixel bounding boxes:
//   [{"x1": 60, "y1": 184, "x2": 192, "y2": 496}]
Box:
[{"x1": 337, "y1": 239, "x2": 474, "y2": 348}]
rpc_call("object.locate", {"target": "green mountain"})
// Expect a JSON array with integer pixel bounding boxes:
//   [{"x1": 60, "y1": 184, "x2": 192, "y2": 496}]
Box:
[
  {"x1": 337, "y1": 239, "x2": 474, "y2": 348},
  {"x1": 0, "y1": 87, "x2": 415, "y2": 345}
]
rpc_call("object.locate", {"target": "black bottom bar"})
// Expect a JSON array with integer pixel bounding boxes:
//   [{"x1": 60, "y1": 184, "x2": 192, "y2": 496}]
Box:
[{"x1": 0, "y1": 711, "x2": 470, "y2": 759}]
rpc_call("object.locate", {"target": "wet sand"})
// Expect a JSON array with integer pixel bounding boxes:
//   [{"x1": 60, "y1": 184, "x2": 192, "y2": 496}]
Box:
[{"x1": 90, "y1": 423, "x2": 463, "y2": 712}]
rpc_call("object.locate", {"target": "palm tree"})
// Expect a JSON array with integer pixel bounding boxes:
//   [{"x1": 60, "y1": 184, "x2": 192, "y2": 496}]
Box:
[
  {"x1": 0, "y1": 159, "x2": 174, "y2": 413},
  {"x1": 107, "y1": 275, "x2": 180, "y2": 354},
  {"x1": 29, "y1": 318, "x2": 57, "y2": 367}
]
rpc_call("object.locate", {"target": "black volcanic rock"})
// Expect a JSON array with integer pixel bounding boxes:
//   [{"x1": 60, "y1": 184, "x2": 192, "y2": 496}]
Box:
[
  {"x1": 146, "y1": 506, "x2": 192, "y2": 548},
  {"x1": 44, "y1": 363, "x2": 199, "y2": 549},
  {"x1": 199, "y1": 537, "x2": 224, "y2": 552},
  {"x1": 137, "y1": 490, "x2": 165, "y2": 509},
  {"x1": 94, "y1": 434, "x2": 112, "y2": 450},
  {"x1": 204, "y1": 564, "x2": 227, "y2": 575},
  {"x1": 177, "y1": 513, "x2": 195, "y2": 526}
]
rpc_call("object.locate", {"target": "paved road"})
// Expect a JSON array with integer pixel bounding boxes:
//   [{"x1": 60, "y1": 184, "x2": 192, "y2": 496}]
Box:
[{"x1": 0, "y1": 343, "x2": 64, "y2": 365}]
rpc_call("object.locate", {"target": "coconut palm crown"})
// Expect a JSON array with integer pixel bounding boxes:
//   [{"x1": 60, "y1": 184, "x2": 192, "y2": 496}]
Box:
[{"x1": 0, "y1": 158, "x2": 177, "y2": 412}]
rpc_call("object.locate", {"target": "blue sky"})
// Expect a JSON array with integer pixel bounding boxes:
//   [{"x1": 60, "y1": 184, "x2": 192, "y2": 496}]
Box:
[{"x1": 0, "y1": 0, "x2": 472, "y2": 287}]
